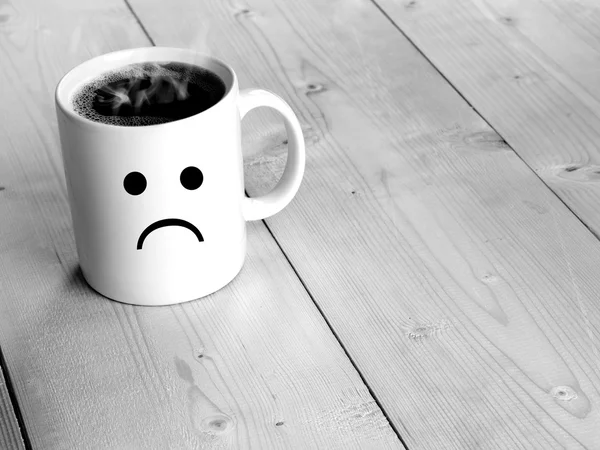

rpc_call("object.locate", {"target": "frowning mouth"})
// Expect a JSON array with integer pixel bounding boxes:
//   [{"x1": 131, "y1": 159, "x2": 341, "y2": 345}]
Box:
[{"x1": 137, "y1": 218, "x2": 204, "y2": 250}]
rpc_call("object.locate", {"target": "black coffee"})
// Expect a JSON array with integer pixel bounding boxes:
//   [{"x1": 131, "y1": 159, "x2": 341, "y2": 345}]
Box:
[{"x1": 71, "y1": 61, "x2": 226, "y2": 126}]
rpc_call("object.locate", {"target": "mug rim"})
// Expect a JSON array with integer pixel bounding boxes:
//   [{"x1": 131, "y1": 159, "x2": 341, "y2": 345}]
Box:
[{"x1": 55, "y1": 46, "x2": 238, "y2": 130}]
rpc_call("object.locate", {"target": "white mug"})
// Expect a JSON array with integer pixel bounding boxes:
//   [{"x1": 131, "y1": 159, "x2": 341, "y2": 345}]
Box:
[{"x1": 55, "y1": 47, "x2": 305, "y2": 306}]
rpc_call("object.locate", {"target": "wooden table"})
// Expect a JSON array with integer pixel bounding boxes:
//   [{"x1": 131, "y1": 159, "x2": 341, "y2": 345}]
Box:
[{"x1": 1, "y1": 0, "x2": 600, "y2": 448}]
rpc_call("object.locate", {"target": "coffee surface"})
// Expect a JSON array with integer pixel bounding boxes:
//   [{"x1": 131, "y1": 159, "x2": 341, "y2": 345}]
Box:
[{"x1": 71, "y1": 61, "x2": 226, "y2": 126}]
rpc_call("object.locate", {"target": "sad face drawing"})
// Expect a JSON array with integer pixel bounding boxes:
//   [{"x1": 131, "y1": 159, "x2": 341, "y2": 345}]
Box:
[
  {"x1": 56, "y1": 48, "x2": 305, "y2": 305},
  {"x1": 123, "y1": 166, "x2": 206, "y2": 250}
]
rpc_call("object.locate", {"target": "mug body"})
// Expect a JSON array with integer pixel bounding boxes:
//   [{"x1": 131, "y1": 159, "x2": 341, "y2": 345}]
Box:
[{"x1": 55, "y1": 48, "x2": 246, "y2": 306}]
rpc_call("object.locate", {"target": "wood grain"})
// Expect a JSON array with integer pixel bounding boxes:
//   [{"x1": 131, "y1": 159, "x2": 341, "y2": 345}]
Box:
[
  {"x1": 0, "y1": 365, "x2": 24, "y2": 450},
  {"x1": 0, "y1": 0, "x2": 401, "y2": 448},
  {"x1": 373, "y1": 0, "x2": 600, "y2": 238},
  {"x1": 127, "y1": 0, "x2": 600, "y2": 448}
]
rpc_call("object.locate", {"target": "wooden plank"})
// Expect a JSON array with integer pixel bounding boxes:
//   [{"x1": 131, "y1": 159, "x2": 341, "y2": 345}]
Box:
[
  {"x1": 0, "y1": 0, "x2": 401, "y2": 448},
  {"x1": 0, "y1": 365, "x2": 24, "y2": 450},
  {"x1": 127, "y1": 0, "x2": 600, "y2": 448},
  {"x1": 372, "y1": 0, "x2": 600, "y2": 237}
]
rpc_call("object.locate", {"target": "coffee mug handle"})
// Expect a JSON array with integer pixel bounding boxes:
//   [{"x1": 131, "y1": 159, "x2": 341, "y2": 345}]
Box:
[{"x1": 238, "y1": 89, "x2": 305, "y2": 221}]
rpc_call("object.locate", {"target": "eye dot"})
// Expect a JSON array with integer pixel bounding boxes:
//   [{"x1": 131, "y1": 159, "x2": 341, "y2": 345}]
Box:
[
  {"x1": 180, "y1": 166, "x2": 203, "y2": 190},
  {"x1": 123, "y1": 171, "x2": 147, "y2": 195}
]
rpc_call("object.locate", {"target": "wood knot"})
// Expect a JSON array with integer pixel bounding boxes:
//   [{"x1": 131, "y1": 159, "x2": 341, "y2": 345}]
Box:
[
  {"x1": 463, "y1": 131, "x2": 509, "y2": 151},
  {"x1": 510, "y1": 71, "x2": 542, "y2": 85},
  {"x1": 405, "y1": 0, "x2": 417, "y2": 8},
  {"x1": 306, "y1": 83, "x2": 325, "y2": 95},
  {"x1": 406, "y1": 320, "x2": 450, "y2": 341},
  {"x1": 0, "y1": 186, "x2": 5, "y2": 191},
  {"x1": 500, "y1": 16, "x2": 515, "y2": 25},
  {"x1": 555, "y1": 164, "x2": 600, "y2": 182},
  {"x1": 481, "y1": 273, "x2": 498, "y2": 283},
  {"x1": 201, "y1": 414, "x2": 233, "y2": 434},
  {"x1": 235, "y1": 8, "x2": 253, "y2": 18},
  {"x1": 195, "y1": 348, "x2": 205, "y2": 360},
  {"x1": 407, "y1": 326, "x2": 429, "y2": 340},
  {"x1": 275, "y1": 421, "x2": 284, "y2": 426},
  {"x1": 551, "y1": 386, "x2": 578, "y2": 402}
]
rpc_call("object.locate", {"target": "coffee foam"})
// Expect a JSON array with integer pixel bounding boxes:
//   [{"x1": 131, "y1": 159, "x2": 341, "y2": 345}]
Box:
[{"x1": 71, "y1": 62, "x2": 221, "y2": 126}]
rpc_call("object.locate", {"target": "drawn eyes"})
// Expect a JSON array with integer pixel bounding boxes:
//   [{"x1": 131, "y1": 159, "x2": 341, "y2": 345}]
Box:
[
  {"x1": 123, "y1": 171, "x2": 146, "y2": 196},
  {"x1": 179, "y1": 166, "x2": 204, "y2": 190},
  {"x1": 124, "y1": 167, "x2": 203, "y2": 195}
]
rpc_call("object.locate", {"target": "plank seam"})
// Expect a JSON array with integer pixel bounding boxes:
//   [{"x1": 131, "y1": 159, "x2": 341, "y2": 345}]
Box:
[
  {"x1": 0, "y1": 347, "x2": 30, "y2": 449},
  {"x1": 261, "y1": 220, "x2": 409, "y2": 450},
  {"x1": 369, "y1": 0, "x2": 600, "y2": 244},
  {"x1": 123, "y1": 0, "x2": 156, "y2": 46}
]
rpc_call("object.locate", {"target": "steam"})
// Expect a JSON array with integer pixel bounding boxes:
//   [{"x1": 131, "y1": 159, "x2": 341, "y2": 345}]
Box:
[
  {"x1": 71, "y1": 61, "x2": 220, "y2": 126},
  {"x1": 95, "y1": 83, "x2": 132, "y2": 111},
  {"x1": 93, "y1": 63, "x2": 193, "y2": 116}
]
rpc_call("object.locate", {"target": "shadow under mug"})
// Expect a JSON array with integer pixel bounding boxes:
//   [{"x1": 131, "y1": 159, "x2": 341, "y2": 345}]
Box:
[{"x1": 55, "y1": 47, "x2": 305, "y2": 306}]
